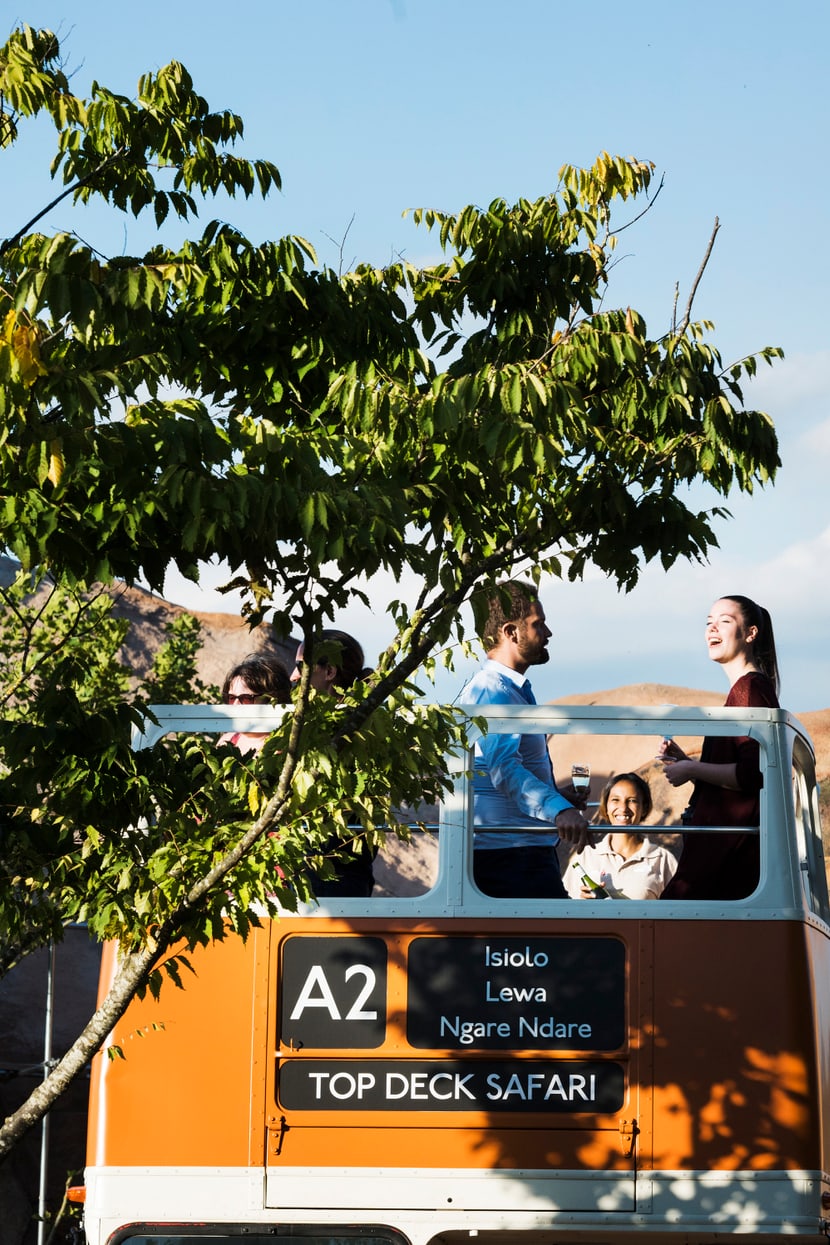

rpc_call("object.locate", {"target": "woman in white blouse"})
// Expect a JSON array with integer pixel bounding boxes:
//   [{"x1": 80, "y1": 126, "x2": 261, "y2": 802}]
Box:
[{"x1": 565, "y1": 772, "x2": 677, "y2": 900}]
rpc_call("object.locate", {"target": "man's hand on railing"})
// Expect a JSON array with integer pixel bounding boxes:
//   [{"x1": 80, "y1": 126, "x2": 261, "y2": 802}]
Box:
[{"x1": 555, "y1": 807, "x2": 591, "y2": 853}]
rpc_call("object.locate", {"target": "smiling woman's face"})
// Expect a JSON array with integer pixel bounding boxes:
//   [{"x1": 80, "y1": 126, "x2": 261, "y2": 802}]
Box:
[{"x1": 606, "y1": 780, "x2": 645, "y2": 825}]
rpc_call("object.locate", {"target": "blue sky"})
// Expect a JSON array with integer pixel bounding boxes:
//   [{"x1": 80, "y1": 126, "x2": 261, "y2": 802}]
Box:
[{"x1": 8, "y1": 0, "x2": 830, "y2": 710}]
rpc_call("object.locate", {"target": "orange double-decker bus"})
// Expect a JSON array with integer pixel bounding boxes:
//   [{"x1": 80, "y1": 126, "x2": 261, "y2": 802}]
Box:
[{"x1": 82, "y1": 703, "x2": 830, "y2": 1245}]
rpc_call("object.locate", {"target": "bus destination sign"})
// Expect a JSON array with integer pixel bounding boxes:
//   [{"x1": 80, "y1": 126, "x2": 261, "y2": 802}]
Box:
[
  {"x1": 407, "y1": 936, "x2": 625, "y2": 1051},
  {"x1": 278, "y1": 1057, "x2": 625, "y2": 1113},
  {"x1": 280, "y1": 934, "x2": 625, "y2": 1054},
  {"x1": 278, "y1": 935, "x2": 627, "y2": 1115}
]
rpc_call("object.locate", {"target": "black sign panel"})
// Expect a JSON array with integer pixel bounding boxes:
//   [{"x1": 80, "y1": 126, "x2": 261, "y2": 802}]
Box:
[
  {"x1": 278, "y1": 1057, "x2": 625, "y2": 1113},
  {"x1": 407, "y1": 936, "x2": 625, "y2": 1051},
  {"x1": 280, "y1": 936, "x2": 387, "y2": 1049}
]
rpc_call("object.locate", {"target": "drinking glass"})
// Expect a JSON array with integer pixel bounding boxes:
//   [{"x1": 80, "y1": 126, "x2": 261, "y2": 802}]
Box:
[{"x1": 571, "y1": 763, "x2": 591, "y2": 792}]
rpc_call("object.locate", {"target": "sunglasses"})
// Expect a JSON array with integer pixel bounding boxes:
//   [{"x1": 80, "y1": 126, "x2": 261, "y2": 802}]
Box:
[{"x1": 226, "y1": 693, "x2": 259, "y2": 705}]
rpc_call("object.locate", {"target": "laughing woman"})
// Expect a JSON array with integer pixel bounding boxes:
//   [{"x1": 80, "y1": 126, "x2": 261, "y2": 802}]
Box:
[{"x1": 659, "y1": 595, "x2": 780, "y2": 901}]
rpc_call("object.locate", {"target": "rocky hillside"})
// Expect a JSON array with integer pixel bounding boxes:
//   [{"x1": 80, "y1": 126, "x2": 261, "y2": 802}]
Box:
[
  {"x1": 0, "y1": 558, "x2": 296, "y2": 687},
  {"x1": 102, "y1": 579, "x2": 297, "y2": 686}
]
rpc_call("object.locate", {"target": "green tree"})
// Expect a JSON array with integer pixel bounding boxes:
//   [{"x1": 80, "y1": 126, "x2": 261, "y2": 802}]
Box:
[
  {"x1": 138, "y1": 612, "x2": 219, "y2": 705},
  {"x1": 0, "y1": 568, "x2": 216, "y2": 976},
  {"x1": 0, "y1": 24, "x2": 781, "y2": 1157}
]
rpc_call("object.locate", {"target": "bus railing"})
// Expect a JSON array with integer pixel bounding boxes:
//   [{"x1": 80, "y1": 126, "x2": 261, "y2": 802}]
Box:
[{"x1": 129, "y1": 701, "x2": 820, "y2": 916}]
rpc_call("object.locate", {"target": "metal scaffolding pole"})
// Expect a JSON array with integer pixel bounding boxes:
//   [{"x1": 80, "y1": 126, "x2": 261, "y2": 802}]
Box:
[{"x1": 37, "y1": 942, "x2": 57, "y2": 1245}]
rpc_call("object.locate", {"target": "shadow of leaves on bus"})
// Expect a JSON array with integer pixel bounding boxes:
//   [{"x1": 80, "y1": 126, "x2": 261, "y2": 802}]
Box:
[{"x1": 376, "y1": 912, "x2": 817, "y2": 1219}]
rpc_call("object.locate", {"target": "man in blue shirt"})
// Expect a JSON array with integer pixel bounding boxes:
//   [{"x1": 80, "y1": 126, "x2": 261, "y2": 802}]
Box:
[{"x1": 460, "y1": 580, "x2": 589, "y2": 898}]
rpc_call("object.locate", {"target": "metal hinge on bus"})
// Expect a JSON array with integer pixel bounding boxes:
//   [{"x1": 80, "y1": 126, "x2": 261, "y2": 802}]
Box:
[
  {"x1": 268, "y1": 1114, "x2": 289, "y2": 1156},
  {"x1": 618, "y1": 1118, "x2": 639, "y2": 1157}
]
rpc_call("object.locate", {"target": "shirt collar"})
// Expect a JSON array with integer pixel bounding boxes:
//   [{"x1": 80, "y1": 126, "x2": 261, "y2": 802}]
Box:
[
  {"x1": 485, "y1": 657, "x2": 532, "y2": 693},
  {"x1": 597, "y1": 834, "x2": 661, "y2": 862}
]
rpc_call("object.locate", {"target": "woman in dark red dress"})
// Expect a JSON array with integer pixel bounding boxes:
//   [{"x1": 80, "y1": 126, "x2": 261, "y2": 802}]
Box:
[{"x1": 659, "y1": 595, "x2": 780, "y2": 900}]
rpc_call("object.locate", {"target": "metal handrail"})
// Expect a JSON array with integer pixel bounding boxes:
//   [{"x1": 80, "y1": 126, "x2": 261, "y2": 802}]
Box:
[{"x1": 473, "y1": 823, "x2": 758, "y2": 836}]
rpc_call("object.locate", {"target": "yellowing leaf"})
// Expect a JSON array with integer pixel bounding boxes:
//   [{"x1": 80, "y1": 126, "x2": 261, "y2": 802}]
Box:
[
  {"x1": 47, "y1": 439, "x2": 64, "y2": 487},
  {"x1": 3, "y1": 310, "x2": 48, "y2": 385},
  {"x1": 247, "y1": 781, "x2": 261, "y2": 817}
]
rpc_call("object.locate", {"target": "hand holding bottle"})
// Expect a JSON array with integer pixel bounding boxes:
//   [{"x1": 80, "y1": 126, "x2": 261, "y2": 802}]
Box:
[{"x1": 570, "y1": 859, "x2": 609, "y2": 899}]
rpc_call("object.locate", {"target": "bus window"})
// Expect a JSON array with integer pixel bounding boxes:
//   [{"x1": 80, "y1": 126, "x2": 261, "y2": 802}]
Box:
[
  {"x1": 131, "y1": 706, "x2": 782, "y2": 907},
  {"x1": 792, "y1": 737, "x2": 830, "y2": 922},
  {"x1": 114, "y1": 1233, "x2": 406, "y2": 1245},
  {"x1": 374, "y1": 823, "x2": 438, "y2": 896}
]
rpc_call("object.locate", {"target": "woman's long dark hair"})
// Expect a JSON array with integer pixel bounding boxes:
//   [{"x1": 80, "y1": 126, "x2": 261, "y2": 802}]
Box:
[
  {"x1": 723, "y1": 595, "x2": 780, "y2": 697},
  {"x1": 221, "y1": 653, "x2": 291, "y2": 703}
]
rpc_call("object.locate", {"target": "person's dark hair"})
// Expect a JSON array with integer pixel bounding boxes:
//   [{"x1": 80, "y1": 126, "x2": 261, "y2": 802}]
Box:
[
  {"x1": 309, "y1": 629, "x2": 370, "y2": 690},
  {"x1": 723, "y1": 594, "x2": 780, "y2": 697},
  {"x1": 596, "y1": 772, "x2": 653, "y2": 827},
  {"x1": 479, "y1": 580, "x2": 539, "y2": 652},
  {"x1": 222, "y1": 653, "x2": 291, "y2": 704}
]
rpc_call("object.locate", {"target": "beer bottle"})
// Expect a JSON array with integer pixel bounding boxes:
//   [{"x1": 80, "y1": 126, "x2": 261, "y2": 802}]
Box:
[{"x1": 571, "y1": 860, "x2": 610, "y2": 898}]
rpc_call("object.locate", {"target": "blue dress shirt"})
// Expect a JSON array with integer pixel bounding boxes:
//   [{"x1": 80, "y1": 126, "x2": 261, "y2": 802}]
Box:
[{"x1": 460, "y1": 658, "x2": 573, "y2": 849}]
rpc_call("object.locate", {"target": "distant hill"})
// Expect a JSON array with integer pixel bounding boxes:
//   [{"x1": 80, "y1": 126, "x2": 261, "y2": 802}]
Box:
[
  {"x1": 106, "y1": 580, "x2": 296, "y2": 688},
  {"x1": 555, "y1": 682, "x2": 830, "y2": 779},
  {"x1": 0, "y1": 557, "x2": 295, "y2": 687}
]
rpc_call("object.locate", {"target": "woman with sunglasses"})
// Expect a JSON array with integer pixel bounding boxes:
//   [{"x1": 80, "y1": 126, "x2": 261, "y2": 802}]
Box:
[{"x1": 219, "y1": 653, "x2": 291, "y2": 754}]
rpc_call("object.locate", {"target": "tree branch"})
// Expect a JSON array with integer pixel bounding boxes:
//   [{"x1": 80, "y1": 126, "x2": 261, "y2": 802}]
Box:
[
  {"x1": 610, "y1": 173, "x2": 665, "y2": 237},
  {"x1": 676, "y1": 217, "x2": 720, "y2": 337},
  {"x1": 0, "y1": 145, "x2": 128, "y2": 256},
  {"x1": 330, "y1": 538, "x2": 525, "y2": 745}
]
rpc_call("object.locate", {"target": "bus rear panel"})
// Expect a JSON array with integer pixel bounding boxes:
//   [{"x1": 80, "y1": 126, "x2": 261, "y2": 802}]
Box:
[{"x1": 83, "y1": 705, "x2": 830, "y2": 1245}]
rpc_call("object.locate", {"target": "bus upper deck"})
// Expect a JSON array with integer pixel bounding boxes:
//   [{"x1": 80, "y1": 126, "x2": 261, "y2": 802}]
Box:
[{"x1": 82, "y1": 703, "x2": 830, "y2": 1245}]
